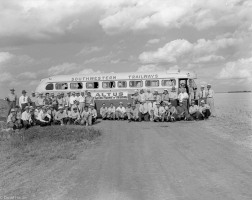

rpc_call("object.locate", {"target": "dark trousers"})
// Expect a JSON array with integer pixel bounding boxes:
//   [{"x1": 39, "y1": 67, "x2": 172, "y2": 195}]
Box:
[
  {"x1": 21, "y1": 103, "x2": 28, "y2": 112},
  {"x1": 190, "y1": 111, "x2": 201, "y2": 120},
  {"x1": 37, "y1": 116, "x2": 51, "y2": 127},
  {"x1": 200, "y1": 109, "x2": 211, "y2": 119},
  {"x1": 139, "y1": 112, "x2": 149, "y2": 121},
  {"x1": 22, "y1": 120, "x2": 31, "y2": 129},
  {"x1": 53, "y1": 118, "x2": 69, "y2": 125}
]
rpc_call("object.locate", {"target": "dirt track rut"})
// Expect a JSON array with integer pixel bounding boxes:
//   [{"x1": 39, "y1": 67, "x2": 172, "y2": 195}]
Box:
[{"x1": 60, "y1": 120, "x2": 252, "y2": 200}]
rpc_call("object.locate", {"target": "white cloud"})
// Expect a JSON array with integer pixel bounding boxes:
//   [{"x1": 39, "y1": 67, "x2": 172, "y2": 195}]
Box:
[
  {"x1": 17, "y1": 72, "x2": 37, "y2": 79},
  {"x1": 0, "y1": 72, "x2": 13, "y2": 83},
  {"x1": 139, "y1": 37, "x2": 242, "y2": 64},
  {"x1": 76, "y1": 46, "x2": 103, "y2": 56},
  {"x1": 146, "y1": 38, "x2": 160, "y2": 46},
  {"x1": 48, "y1": 62, "x2": 79, "y2": 76},
  {"x1": 78, "y1": 69, "x2": 103, "y2": 74},
  {"x1": 137, "y1": 64, "x2": 165, "y2": 72},
  {"x1": 218, "y1": 57, "x2": 252, "y2": 79},
  {"x1": 0, "y1": 52, "x2": 13, "y2": 65}
]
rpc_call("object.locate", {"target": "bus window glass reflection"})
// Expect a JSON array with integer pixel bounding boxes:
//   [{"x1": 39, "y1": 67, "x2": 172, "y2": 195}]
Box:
[
  {"x1": 129, "y1": 81, "x2": 142, "y2": 88},
  {"x1": 55, "y1": 83, "x2": 68, "y2": 90},
  {"x1": 118, "y1": 81, "x2": 127, "y2": 88}
]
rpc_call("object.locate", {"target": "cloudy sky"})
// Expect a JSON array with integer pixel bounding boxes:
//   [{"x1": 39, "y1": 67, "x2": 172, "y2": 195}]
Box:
[{"x1": 0, "y1": 0, "x2": 252, "y2": 97}]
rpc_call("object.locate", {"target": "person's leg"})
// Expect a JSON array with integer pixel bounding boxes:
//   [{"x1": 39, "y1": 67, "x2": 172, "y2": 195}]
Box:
[
  {"x1": 22, "y1": 120, "x2": 29, "y2": 129},
  {"x1": 205, "y1": 109, "x2": 211, "y2": 119},
  {"x1": 115, "y1": 111, "x2": 119, "y2": 120},
  {"x1": 88, "y1": 115, "x2": 92, "y2": 125},
  {"x1": 144, "y1": 113, "x2": 149, "y2": 121},
  {"x1": 161, "y1": 114, "x2": 165, "y2": 122},
  {"x1": 154, "y1": 117, "x2": 159, "y2": 122}
]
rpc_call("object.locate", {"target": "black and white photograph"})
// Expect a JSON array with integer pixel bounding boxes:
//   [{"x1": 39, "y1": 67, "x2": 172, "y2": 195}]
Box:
[{"x1": 0, "y1": 0, "x2": 252, "y2": 199}]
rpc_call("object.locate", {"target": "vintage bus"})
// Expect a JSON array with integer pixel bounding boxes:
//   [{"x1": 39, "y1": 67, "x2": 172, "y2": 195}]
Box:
[{"x1": 35, "y1": 70, "x2": 198, "y2": 110}]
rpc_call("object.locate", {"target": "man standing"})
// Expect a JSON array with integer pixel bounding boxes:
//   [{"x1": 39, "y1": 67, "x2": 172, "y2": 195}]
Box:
[
  {"x1": 100, "y1": 103, "x2": 108, "y2": 120},
  {"x1": 5, "y1": 88, "x2": 18, "y2": 117},
  {"x1": 36, "y1": 93, "x2": 44, "y2": 107},
  {"x1": 197, "y1": 85, "x2": 207, "y2": 105},
  {"x1": 29, "y1": 92, "x2": 37, "y2": 107},
  {"x1": 78, "y1": 92, "x2": 86, "y2": 113},
  {"x1": 206, "y1": 84, "x2": 216, "y2": 117},
  {"x1": 64, "y1": 92, "x2": 71, "y2": 107},
  {"x1": 51, "y1": 93, "x2": 58, "y2": 110},
  {"x1": 85, "y1": 91, "x2": 94, "y2": 107},
  {"x1": 169, "y1": 86, "x2": 178, "y2": 107},
  {"x1": 131, "y1": 104, "x2": 139, "y2": 122},
  {"x1": 89, "y1": 104, "x2": 97, "y2": 125},
  {"x1": 19, "y1": 90, "x2": 29, "y2": 111},
  {"x1": 69, "y1": 92, "x2": 77, "y2": 108},
  {"x1": 139, "y1": 101, "x2": 149, "y2": 121},
  {"x1": 178, "y1": 88, "x2": 189, "y2": 110},
  {"x1": 161, "y1": 89, "x2": 169, "y2": 103}
]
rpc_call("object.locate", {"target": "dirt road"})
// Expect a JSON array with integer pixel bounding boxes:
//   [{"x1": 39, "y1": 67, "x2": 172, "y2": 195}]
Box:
[{"x1": 59, "y1": 120, "x2": 252, "y2": 200}]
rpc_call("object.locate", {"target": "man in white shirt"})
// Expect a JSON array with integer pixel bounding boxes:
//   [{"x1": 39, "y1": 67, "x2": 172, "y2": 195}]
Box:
[
  {"x1": 116, "y1": 102, "x2": 126, "y2": 120},
  {"x1": 78, "y1": 92, "x2": 86, "y2": 113},
  {"x1": 206, "y1": 84, "x2": 216, "y2": 117},
  {"x1": 199, "y1": 100, "x2": 211, "y2": 119},
  {"x1": 107, "y1": 103, "x2": 116, "y2": 120},
  {"x1": 189, "y1": 100, "x2": 201, "y2": 120},
  {"x1": 178, "y1": 88, "x2": 189, "y2": 110},
  {"x1": 139, "y1": 101, "x2": 149, "y2": 121},
  {"x1": 89, "y1": 104, "x2": 98, "y2": 125},
  {"x1": 69, "y1": 92, "x2": 77, "y2": 108},
  {"x1": 54, "y1": 106, "x2": 68, "y2": 125},
  {"x1": 100, "y1": 103, "x2": 108, "y2": 120},
  {"x1": 19, "y1": 90, "x2": 29, "y2": 111},
  {"x1": 21, "y1": 106, "x2": 32, "y2": 129},
  {"x1": 153, "y1": 103, "x2": 165, "y2": 122},
  {"x1": 169, "y1": 86, "x2": 178, "y2": 107},
  {"x1": 37, "y1": 106, "x2": 51, "y2": 126},
  {"x1": 197, "y1": 85, "x2": 207, "y2": 105}
]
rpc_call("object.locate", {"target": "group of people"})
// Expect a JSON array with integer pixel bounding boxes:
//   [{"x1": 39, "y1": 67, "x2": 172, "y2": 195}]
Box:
[{"x1": 5, "y1": 83, "x2": 215, "y2": 130}]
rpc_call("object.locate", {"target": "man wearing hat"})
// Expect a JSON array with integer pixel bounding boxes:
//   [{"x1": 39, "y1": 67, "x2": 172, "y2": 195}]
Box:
[
  {"x1": 68, "y1": 106, "x2": 81, "y2": 125},
  {"x1": 197, "y1": 85, "x2": 207, "y2": 106},
  {"x1": 169, "y1": 86, "x2": 178, "y2": 107},
  {"x1": 153, "y1": 103, "x2": 165, "y2": 122},
  {"x1": 69, "y1": 92, "x2": 77, "y2": 108},
  {"x1": 199, "y1": 100, "x2": 211, "y2": 119},
  {"x1": 5, "y1": 88, "x2": 18, "y2": 117},
  {"x1": 178, "y1": 87, "x2": 189, "y2": 110},
  {"x1": 116, "y1": 102, "x2": 126, "y2": 120},
  {"x1": 37, "y1": 106, "x2": 51, "y2": 126},
  {"x1": 21, "y1": 106, "x2": 32, "y2": 129},
  {"x1": 19, "y1": 90, "x2": 29, "y2": 111},
  {"x1": 206, "y1": 84, "x2": 216, "y2": 117},
  {"x1": 130, "y1": 104, "x2": 139, "y2": 122},
  {"x1": 54, "y1": 106, "x2": 68, "y2": 125},
  {"x1": 131, "y1": 90, "x2": 141, "y2": 109},
  {"x1": 29, "y1": 91, "x2": 37, "y2": 108},
  {"x1": 7, "y1": 108, "x2": 22, "y2": 130},
  {"x1": 189, "y1": 100, "x2": 201, "y2": 120},
  {"x1": 176, "y1": 101, "x2": 190, "y2": 121},
  {"x1": 78, "y1": 92, "x2": 86, "y2": 113},
  {"x1": 165, "y1": 102, "x2": 178, "y2": 122},
  {"x1": 81, "y1": 106, "x2": 91, "y2": 126}
]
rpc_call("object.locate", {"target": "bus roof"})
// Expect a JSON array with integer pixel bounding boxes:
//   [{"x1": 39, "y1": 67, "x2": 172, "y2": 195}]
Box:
[{"x1": 44, "y1": 70, "x2": 197, "y2": 82}]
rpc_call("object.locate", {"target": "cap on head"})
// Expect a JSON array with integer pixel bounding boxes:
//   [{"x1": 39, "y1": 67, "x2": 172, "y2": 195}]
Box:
[
  {"x1": 22, "y1": 90, "x2": 27, "y2": 94},
  {"x1": 201, "y1": 85, "x2": 205, "y2": 88},
  {"x1": 179, "y1": 101, "x2": 183, "y2": 104},
  {"x1": 11, "y1": 108, "x2": 15, "y2": 112},
  {"x1": 73, "y1": 107, "x2": 77, "y2": 110},
  {"x1": 89, "y1": 103, "x2": 94, "y2": 107},
  {"x1": 58, "y1": 106, "x2": 64, "y2": 110},
  {"x1": 10, "y1": 88, "x2": 15, "y2": 91},
  {"x1": 207, "y1": 84, "x2": 211, "y2": 86},
  {"x1": 172, "y1": 86, "x2": 176, "y2": 90}
]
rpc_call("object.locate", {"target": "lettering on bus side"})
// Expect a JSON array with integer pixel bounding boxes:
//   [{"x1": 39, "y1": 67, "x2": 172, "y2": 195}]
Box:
[
  {"x1": 71, "y1": 76, "x2": 117, "y2": 82},
  {"x1": 128, "y1": 74, "x2": 158, "y2": 79}
]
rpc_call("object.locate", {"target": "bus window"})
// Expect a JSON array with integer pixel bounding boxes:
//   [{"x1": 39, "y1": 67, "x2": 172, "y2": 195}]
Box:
[
  {"x1": 118, "y1": 81, "x2": 127, "y2": 88},
  {"x1": 129, "y1": 80, "x2": 143, "y2": 88},
  {"x1": 55, "y1": 83, "x2": 68, "y2": 90},
  {"x1": 162, "y1": 79, "x2": 176, "y2": 87},
  {"x1": 145, "y1": 80, "x2": 159, "y2": 87},
  {"x1": 102, "y1": 81, "x2": 115, "y2": 88},
  {"x1": 70, "y1": 82, "x2": 83, "y2": 89},
  {"x1": 45, "y1": 83, "x2": 54, "y2": 90},
  {"x1": 86, "y1": 82, "x2": 99, "y2": 89}
]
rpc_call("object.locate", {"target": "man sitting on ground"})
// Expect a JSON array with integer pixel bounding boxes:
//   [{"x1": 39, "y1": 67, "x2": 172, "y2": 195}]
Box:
[
  {"x1": 153, "y1": 103, "x2": 165, "y2": 122},
  {"x1": 81, "y1": 106, "x2": 91, "y2": 126},
  {"x1": 21, "y1": 106, "x2": 32, "y2": 129},
  {"x1": 131, "y1": 104, "x2": 139, "y2": 122},
  {"x1": 37, "y1": 106, "x2": 51, "y2": 126},
  {"x1": 7, "y1": 109, "x2": 22, "y2": 130},
  {"x1": 176, "y1": 101, "x2": 190, "y2": 121},
  {"x1": 68, "y1": 107, "x2": 81, "y2": 125},
  {"x1": 89, "y1": 104, "x2": 97, "y2": 125},
  {"x1": 126, "y1": 103, "x2": 133, "y2": 122},
  {"x1": 165, "y1": 102, "x2": 178, "y2": 122},
  {"x1": 100, "y1": 103, "x2": 108, "y2": 120},
  {"x1": 116, "y1": 102, "x2": 126, "y2": 120},
  {"x1": 199, "y1": 100, "x2": 211, "y2": 120},
  {"x1": 107, "y1": 103, "x2": 116, "y2": 120},
  {"x1": 189, "y1": 100, "x2": 201, "y2": 120},
  {"x1": 54, "y1": 106, "x2": 68, "y2": 125}
]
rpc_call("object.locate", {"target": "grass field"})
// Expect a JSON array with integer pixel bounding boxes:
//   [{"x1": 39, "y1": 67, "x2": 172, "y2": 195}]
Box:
[{"x1": 0, "y1": 116, "x2": 101, "y2": 199}]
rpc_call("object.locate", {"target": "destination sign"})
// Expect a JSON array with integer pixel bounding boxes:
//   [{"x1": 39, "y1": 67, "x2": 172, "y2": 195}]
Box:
[
  {"x1": 71, "y1": 74, "x2": 158, "y2": 82},
  {"x1": 93, "y1": 92, "x2": 128, "y2": 100}
]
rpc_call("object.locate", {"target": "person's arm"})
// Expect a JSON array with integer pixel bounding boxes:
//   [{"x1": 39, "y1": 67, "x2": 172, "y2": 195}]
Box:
[
  {"x1": 94, "y1": 110, "x2": 97, "y2": 118},
  {"x1": 19, "y1": 96, "x2": 22, "y2": 108}
]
